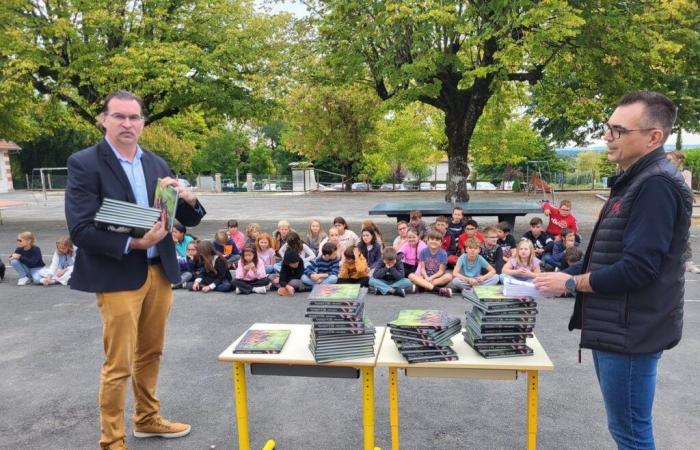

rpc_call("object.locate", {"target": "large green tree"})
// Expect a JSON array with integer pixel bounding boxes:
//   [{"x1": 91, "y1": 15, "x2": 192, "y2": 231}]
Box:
[
  {"x1": 281, "y1": 82, "x2": 380, "y2": 190},
  {"x1": 0, "y1": 0, "x2": 293, "y2": 134},
  {"x1": 312, "y1": 0, "x2": 584, "y2": 201},
  {"x1": 531, "y1": 0, "x2": 700, "y2": 145}
]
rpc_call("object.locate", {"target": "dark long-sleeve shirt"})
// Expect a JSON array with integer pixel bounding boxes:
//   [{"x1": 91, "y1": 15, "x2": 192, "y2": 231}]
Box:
[
  {"x1": 14, "y1": 246, "x2": 45, "y2": 268},
  {"x1": 279, "y1": 262, "x2": 304, "y2": 287},
  {"x1": 197, "y1": 256, "x2": 232, "y2": 287},
  {"x1": 372, "y1": 260, "x2": 406, "y2": 282}
]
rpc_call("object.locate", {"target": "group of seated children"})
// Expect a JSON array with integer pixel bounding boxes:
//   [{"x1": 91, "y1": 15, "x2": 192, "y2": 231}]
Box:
[
  {"x1": 170, "y1": 200, "x2": 583, "y2": 297},
  {"x1": 4, "y1": 231, "x2": 76, "y2": 286}
]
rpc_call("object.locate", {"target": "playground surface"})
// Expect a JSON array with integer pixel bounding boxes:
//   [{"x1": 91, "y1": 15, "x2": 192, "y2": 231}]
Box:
[{"x1": 1, "y1": 190, "x2": 699, "y2": 450}]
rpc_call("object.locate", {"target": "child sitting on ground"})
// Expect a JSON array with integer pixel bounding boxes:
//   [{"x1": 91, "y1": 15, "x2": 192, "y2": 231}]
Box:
[
  {"x1": 496, "y1": 221, "x2": 517, "y2": 260},
  {"x1": 480, "y1": 226, "x2": 504, "y2": 274},
  {"x1": 369, "y1": 247, "x2": 412, "y2": 297},
  {"x1": 274, "y1": 251, "x2": 306, "y2": 296},
  {"x1": 408, "y1": 230, "x2": 453, "y2": 297},
  {"x1": 392, "y1": 221, "x2": 410, "y2": 250},
  {"x1": 274, "y1": 220, "x2": 293, "y2": 252},
  {"x1": 318, "y1": 226, "x2": 346, "y2": 259},
  {"x1": 245, "y1": 223, "x2": 261, "y2": 246},
  {"x1": 305, "y1": 219, "x2": 327, "y2": 255},
  {"x1": 39, "y1": 235, "x2": 76, "y2": 286},
  {"x1": 255, "y1": 233, "x2": 277, "y2": 274},
  {"x1": 445, "y1": 207, "x2": 466, "y2": 266},
  {"x1": 397, "y1": 227, "x2": 427, "y2": 276},
  {"x1": 361, "y1": 219, "x2": 384, "y2": 247},
  {"x1": 302, "y1": 242, "x2": 340, "y2": 287},
  {"x1": 174, "y1": 240, "x2": 201, "y2": 289},
  {"x1": 542, "y1": 228, "x2": 577, "y2": 270},
  {"x1": 450, "y1": 237, "x2": 499, "y2": 292},
  {"x1": 358, "y1": 227, "x2": 382, "y2": 269},
  {"x1": 501, "y1": 239, "x2": 540, "y2": 281},
  {"x1": 233, "y1": 245, "x2": 270, "y2": 294},
  {"x1": 409, "y1": 209, "x2": 428, "y2": 240},
  {"x1": 521, "y1": 217, "x2": 551, "y2": 259},
  {"x1": 333, "y1": 216, "x2": 360, "y2": 248},
  {"x1": 561, "y1": 246, "x2": 584, "y2": 273},
  {"x1": 189, "y1": 240, "x2": 232, "y2": 293},
  {"x1": 226, "y1": 219, "x2": 246, "y2": 257},
  {"x1": 338, "y1": 245, "x2": 370, "y2": 287},
  {"x1": 213, "y1": 229, "x2": 239, "y2": 266},
  {"x1": 456, "y1": 219, "x2": 485, "y2": 255},
  {"x1": 542, "y1": 199, "x2": 578, "y2": 239},
  {"x1": 172, "y1": 223, "x2": 194, "y2": 261},
  {"x1": 279, "y1": 231, "x2": 316, "y2": 265},
  {"x1": 9, "y1": 231, "x2": 45, "y2": 285}
]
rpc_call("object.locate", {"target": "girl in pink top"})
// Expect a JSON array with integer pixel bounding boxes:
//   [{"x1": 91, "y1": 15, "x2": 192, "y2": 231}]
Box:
[
  {"x1": 398, "y1": 227, "x2": 427, "y2": 275},
  {"x1": 502, "y1": 239, "x2": 540, "y2": 280},
  {"x1": 255, "y1": 233, "x2": 277, "y2": 274},
  {"x1": 233, "y1": 245, "x2": 269, "y2": 294}
]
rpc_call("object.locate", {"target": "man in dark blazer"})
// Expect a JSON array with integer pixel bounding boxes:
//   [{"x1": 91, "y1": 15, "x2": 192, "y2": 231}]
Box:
[{"x1": 65, "y1": 91, "x2": 205, "y2": 450}]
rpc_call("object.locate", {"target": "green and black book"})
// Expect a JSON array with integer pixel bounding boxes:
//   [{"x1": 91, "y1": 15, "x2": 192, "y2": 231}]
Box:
[
  {"x1": 405, "y1": 354, "x2": 459, "y2": 364},
  {"x1": 154, "y1": 178, "x2": 179, "y2": 232},
  {"x1": 477, "y1": 346, "x2": 534, "y2": 359},
  {"x1": 307, "y1": 284, "x2": 366, "y2": 305},
  {"x1": 388, "y1": 310, "x2": 459, "y2": 330},
  {"x1": 233, "y1": 329, "x2": 291, "y2": 354}
]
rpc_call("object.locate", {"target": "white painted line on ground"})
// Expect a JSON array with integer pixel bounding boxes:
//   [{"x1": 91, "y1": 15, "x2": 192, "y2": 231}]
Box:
[{"x1": 685, "y1": 299, "x2": 700, "y2": 302}]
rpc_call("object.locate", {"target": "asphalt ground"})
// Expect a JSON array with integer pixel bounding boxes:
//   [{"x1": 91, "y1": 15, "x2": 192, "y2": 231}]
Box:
[{"x1": 0, "y1": 190, "x2": 698, "y2": 450}]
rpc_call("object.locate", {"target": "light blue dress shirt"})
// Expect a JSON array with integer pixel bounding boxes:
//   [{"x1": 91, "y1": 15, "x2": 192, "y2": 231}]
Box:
[{"x1": 105, "y1": 138, "x2": 158, "y2": 258}]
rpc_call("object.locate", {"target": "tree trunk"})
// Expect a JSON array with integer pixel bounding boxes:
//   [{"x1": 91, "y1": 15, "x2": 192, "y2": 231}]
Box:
[
  {"x1": 676, "y1": 129, "x2": 683, "y2": 150},
  {"x1": 344, "y1": 163, "x2": 353, "y2": 191},
  {"x1": 444, "y1": 105, "x2": 472, "y2": 203}
]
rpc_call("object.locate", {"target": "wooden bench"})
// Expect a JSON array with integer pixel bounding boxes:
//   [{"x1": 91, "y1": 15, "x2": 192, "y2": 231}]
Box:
[{"x1": 369, "y1": 200, "x2": 542, "y2": 229}]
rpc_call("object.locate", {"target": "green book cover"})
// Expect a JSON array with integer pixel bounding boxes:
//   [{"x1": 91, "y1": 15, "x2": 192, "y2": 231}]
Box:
[
  {"x1": 234, "y1": 329, "x2": 291, "y2": 354},
  {"x1": 153, "y1": 178, "x2": 179, "y2": 232},
  {"x1": 388, "y1": 310, "x2": 454, "y2": 328},
  {"x1": 471, "y1": 285, "x2": 515, "y2": 300},
  {"x1": 308, "y1": 284, "x2": 362, "y2": 301}
]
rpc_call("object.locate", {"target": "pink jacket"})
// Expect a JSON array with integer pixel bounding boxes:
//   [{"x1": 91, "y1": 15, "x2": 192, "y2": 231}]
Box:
[{"x1": 235, "y1": 259, "x2": 266, "y2": 281}]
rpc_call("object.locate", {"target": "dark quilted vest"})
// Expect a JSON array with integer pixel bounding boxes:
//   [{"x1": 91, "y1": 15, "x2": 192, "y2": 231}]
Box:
[{"x1": 569, "y1": 148, "x2": 693, "y2": 354}]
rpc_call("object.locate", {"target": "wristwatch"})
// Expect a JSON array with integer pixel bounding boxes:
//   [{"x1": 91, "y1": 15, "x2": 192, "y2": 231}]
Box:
[{"x1": 565, "y1": 276, "x2": 577, "y2": 295}]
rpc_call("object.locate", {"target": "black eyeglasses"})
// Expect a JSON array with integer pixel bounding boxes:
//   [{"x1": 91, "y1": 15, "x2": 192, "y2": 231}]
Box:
[{"x1": 603, "y1": 123, "x2": 656, "y2": 140}]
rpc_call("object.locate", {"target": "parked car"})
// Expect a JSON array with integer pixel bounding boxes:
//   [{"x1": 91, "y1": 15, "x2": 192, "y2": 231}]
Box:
[
  {"x1": 262, "y1": 183, "x2": 280, "y2": 191},
  {"x1": 476, "y1": 181, "x2": 497, "y2": 190},
  {"x1": 351, "y1": 182, "x2": 370, "y2": 191},
  {"x1": 419, "y1": 182, "x2": 432, "y2": 191},
  {"x1": 435, "y1": 183, "x2": 447, "y2": 191},
  {"x1": 378, "y1": 183, "x2": 407, "y2": 191}
]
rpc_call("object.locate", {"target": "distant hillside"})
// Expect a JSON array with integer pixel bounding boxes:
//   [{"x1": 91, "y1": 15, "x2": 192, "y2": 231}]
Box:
[{"x1": 555, "y1": 144, "x2": 700, "y2": 157}]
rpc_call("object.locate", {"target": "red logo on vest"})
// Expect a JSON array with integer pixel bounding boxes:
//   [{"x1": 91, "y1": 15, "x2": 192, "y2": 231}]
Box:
[{"x1": 609, "y1": 199, "x2": 622, "y2": 216}]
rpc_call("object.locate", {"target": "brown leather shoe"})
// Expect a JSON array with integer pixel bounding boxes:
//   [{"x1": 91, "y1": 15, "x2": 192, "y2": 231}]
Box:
[
  {"x1": 133, "y1": 416, "x2": 191, "y2": 439},
  {"x1": 102, "y1": 440, "x2": 128, "y2": 450}
]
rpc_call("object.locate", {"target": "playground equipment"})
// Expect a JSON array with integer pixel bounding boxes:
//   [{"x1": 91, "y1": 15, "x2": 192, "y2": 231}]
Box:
[{"x1": 525, "y1": 161, "x2": 555, "y2": 203}]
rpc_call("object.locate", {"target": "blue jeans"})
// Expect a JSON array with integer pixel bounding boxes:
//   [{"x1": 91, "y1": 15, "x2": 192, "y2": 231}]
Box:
[
  {"x1": 369, "y1": 277, "x2": 413, "y2": 295},
  {"x1": 10, "y1": 260, "x2": 43, "y2": 283},
  {"x1": 301, "y1": 274, "x2": 338, "y2": 286},
  {"x1": 592, "y1": 350, "x2": 662, "y2": 450}
]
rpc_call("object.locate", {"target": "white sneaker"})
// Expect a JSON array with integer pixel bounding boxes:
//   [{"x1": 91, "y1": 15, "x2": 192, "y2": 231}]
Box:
[
  {"x1": 17, "y1": 277, "x2": 31, "y2": 286},
  {"x1": 235, "y1": 287, "x2": 241, "y2": 295},
  {"x1": 252, "y1": 286, "x2": 267, "y2": 294}
]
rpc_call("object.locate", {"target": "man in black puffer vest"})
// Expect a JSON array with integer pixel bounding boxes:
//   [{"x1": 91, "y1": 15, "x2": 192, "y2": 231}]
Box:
[{"x1": 535, "y1": 91, "x2": 692, "y2": 450}]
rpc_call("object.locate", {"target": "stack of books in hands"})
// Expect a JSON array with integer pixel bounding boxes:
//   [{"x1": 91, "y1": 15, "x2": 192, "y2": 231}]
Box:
[
  {"x1": 94, "y1": 198, "x2": 161, "y2": 237},
  {"x1": 305, "y1": 284, "x2": 376, "y2": 363},
  {"x1": 388, "y1": 310, "x2": 461, "y2": 363},
  {"x1": 463, "y1": 285, "x2": 538, "y2": 358}
]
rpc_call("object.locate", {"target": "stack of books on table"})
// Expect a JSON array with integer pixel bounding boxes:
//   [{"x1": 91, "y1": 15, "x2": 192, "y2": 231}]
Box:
[
  {"x1": 388, "y1": 310, "x2": 461, "y2": 363},
  {"x1": 94, "y1": 198, "x2": 161, "y2": 237},
  {"x1": 463, "y1": 284, "x2": 538, "y2": 359},
  {"x1": 305, "y1": 284, "x2": 376, "y2": 363}
]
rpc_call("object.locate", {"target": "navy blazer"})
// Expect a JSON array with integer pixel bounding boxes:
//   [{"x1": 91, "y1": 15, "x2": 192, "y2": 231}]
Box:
[{"x1": 65, "y1": 139, "x2": 205, "y2": 292}]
